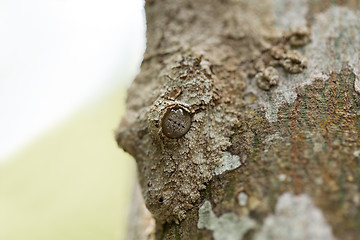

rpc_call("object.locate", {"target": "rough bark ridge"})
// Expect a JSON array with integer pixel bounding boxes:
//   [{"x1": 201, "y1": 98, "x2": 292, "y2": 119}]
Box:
[{"x1": 116, "y1": 0, "x2": 360, "y2": 239}]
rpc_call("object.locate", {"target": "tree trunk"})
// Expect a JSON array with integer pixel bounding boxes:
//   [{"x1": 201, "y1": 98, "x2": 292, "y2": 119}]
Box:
[{"x1": 116, "y1": 0, "x2": 360, "y2": 239}]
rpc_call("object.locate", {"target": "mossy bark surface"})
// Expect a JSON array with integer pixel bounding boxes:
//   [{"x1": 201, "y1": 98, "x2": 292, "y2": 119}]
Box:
[{"x1": 116, "y1": 1, "x2": 360, "y2": 239}]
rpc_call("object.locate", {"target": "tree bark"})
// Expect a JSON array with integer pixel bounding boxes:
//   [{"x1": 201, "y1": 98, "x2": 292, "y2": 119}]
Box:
[{"x1": 116, "y1": 0, "x2": 360, "y2": 239}]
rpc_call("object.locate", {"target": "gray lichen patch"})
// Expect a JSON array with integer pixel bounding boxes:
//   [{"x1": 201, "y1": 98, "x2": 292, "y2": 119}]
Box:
[
  {"x1": 308, "y1": 7, "x2": 360, "y2": 75},
  {"x1": 256, "y1": 5, "x2": 360, "y2": 122},
  {"x1": 302, "y1": 7, "x2": 360, "y2": 83},
  {"x1": 198, "y1": 201, "x2": 256, "y2": 240},
  {"x1": 286, "y1": 26, "x2": 311, "y2": 48},
  {"x1": 213, "y1": 152, "x2": 242, "y2": 176},
  {"x1": 272, "y1": 0, "x2": 308, "y2": 30},
  {"x1": 280, "y1": 50, "x2": 307, "y2": 74},
  {"x1": 255, "y1": 193, "x2": 337, "y2": 240},
  {"x1": 354, "y1": 74, "x2": 360, "y2": 94},
  {"x1": 244, "y1": 1, "x2": 310, "y2": 120},
  {"x1": 354, "y1": 150, "x2": 360, "y2": 158},
  {"x1": 237, "y1": 192, "x2": 248, "y2": 207},
  {"x1": 248, "y1": 0, "x2": 310, "y2": 121},
  {"x1": 255, "y1": 67, "x2": 279, "y2": 91}
]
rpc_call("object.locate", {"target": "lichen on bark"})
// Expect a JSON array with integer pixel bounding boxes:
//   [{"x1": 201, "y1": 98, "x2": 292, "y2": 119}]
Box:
[{"x1": 116, "y1": 0, "x2": 360, "y2": 239}]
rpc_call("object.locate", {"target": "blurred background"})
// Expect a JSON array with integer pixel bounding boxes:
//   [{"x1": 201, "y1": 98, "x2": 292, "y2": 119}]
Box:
[{"x1": 0, "y1": 0, "x2": 145, "y2": 239}]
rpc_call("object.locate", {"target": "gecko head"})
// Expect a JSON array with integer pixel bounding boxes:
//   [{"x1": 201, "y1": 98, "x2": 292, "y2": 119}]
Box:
[{"x1": 115, "y1": 54, "x2": 236, "y2": 223}]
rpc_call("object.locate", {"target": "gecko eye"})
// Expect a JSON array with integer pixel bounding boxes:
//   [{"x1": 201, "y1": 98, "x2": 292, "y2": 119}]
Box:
[{"x1": 161, "y1": 107, "x2": 191, "y2": 139}]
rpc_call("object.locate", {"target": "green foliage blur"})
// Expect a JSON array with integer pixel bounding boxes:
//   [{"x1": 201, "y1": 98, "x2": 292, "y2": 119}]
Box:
[{"x1": 0, "y1": 89, "x2": 135, "y2": 240}]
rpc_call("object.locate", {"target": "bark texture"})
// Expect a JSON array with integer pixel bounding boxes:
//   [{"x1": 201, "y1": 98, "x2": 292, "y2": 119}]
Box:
[{"x1": 116, "y1": 0, "x2": 360, "y2": 239}]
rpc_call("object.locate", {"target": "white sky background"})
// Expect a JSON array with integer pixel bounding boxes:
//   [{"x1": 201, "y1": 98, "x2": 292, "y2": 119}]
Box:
[{"x1": 0, "y1": 0, "x2": 146, "y2": 162}]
